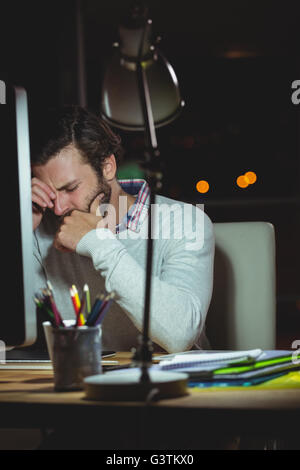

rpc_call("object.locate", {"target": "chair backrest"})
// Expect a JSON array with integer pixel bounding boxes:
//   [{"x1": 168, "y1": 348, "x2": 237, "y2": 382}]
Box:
[{"x1": 206, "y1": 222, "x2": 276, "y2": 350}]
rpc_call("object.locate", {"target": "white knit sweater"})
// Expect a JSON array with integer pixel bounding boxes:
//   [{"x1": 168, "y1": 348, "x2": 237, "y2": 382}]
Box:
[{"x1": 34, "y1": 194, "x2": 215, "y2": 353}]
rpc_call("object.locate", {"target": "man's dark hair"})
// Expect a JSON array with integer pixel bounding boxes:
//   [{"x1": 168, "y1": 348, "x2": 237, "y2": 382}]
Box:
[{"x1": 30, "y1": 105, "x2": 123, "y2": 177}]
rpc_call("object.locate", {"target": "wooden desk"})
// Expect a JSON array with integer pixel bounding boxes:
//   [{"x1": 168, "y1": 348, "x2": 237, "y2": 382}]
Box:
[{"x1": 0, "y1": 353, "x2": 300, "y2": 449}]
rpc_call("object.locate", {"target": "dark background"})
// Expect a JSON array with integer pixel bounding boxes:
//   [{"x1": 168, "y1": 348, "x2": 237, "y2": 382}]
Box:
[{"x1": 1, "y1": 0, "x2": 300, "y2": 347}]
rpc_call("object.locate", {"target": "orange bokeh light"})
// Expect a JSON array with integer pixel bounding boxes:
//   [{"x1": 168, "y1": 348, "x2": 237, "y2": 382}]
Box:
[
  {"x1": 236, "y1": 175, "x2": 249, "y2": 188},
  {"x1": 244, "y1": 171, "x2": 257, "y2": 184},
  {"x1": 196, "y1": 180, "x2": 210, "y2": 193}
]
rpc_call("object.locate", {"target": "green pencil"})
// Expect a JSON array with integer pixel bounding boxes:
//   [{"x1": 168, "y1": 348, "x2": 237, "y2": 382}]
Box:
[{"x1": 84, "y1": 283, "x2": 91, "y2": 315}]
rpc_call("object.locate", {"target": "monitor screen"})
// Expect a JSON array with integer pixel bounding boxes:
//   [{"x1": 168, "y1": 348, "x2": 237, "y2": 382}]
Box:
[{"x1": 0, "y1": 81, "x2": 36, "y2": 348}]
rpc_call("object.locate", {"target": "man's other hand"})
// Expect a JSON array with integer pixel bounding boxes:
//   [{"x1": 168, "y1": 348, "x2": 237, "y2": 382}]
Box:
[{"x1": 53, "y1": 194, "x2": 114, "y2": 252}]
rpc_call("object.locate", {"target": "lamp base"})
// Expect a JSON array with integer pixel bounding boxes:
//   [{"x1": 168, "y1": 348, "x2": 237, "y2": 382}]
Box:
[{"x1": 84, "y1": 369, "x2": 188, "y2": 401}]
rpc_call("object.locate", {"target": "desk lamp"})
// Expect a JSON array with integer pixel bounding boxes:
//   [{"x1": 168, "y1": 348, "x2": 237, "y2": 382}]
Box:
[{"x1": 84, "y1": 2, "x2": 187, "y2": 401}]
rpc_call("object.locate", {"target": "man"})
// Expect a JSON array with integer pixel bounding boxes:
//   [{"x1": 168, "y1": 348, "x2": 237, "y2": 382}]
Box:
[{"x1": 31, "y1": 105, "x2": 214, "y2": 353}]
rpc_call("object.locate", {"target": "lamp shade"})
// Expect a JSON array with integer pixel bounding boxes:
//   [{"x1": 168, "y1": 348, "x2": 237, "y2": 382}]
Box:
[{"x1": 101, "y1": 16, "x2": 184, "y2": 131}]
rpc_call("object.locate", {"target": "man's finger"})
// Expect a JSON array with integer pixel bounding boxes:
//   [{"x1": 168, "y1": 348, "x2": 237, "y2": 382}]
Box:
[
  {"x1": 32, "y1": 185, "x2": 54, "y2": 208},
  {"x1": 89, "y1": 193, "x2": 104, "y2": 215},
  {"x1": 31, "y1": 177, "x2": 56, "y2": 200},
  {"x1": 53, "y1": 231, "x2": 72, "y2": 253}
]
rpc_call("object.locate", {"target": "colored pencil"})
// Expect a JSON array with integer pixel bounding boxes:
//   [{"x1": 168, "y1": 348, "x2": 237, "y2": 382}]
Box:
[
  {"x1": 85, "y1": 293, "x2": 105, "y2": 326},
  {"x1": 70, "y1": 286, "x2": 78, "y2": 313},
  {"x1": 45, "y1": 281, "x2": 64, "y2": 327},
  {"x1": 94, "y1": 298, "x2": 113, "y2": 326},
  {"x1": 42, "y1": 287, "x2": 64, "y2": 327},
  {"x1": 83, "y1": 283, "x2": 91, "y2": 315},
  {"x1": 69, "y1": 287, "x2": 82, "y2": 326},
  {"x1": 35, "y1": 286, "x2": 63, "y2": 328},
  {"x1": 34, "y1": 296, "x2": 57, "y2": 328},
  {"x1": 77, "y1": 295, "x2": 86, "y2": 327},
  {"x1": 72, "y1": 284, "x2": 81, "y2": 310},
  {"x1": 69, "y1": 286, "x2": 85, "y2": 326},
  {"x1": 87, "y1": 292, "x2": 115, "y2": 326}
]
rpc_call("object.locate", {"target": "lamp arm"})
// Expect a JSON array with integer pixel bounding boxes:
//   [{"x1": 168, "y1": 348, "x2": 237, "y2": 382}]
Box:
[{"x1": 131, "y1": 16, "x2": 163, "y2": 383}]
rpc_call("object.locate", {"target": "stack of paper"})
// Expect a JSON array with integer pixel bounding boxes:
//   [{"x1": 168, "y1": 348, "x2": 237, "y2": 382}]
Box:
[{"x1": 154, "y1": 349, "x2": 300, "y2": 387}]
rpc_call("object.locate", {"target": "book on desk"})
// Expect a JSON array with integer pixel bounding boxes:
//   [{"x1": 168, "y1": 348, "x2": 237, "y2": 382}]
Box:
[{"x1": 152, "y1": 349, "x2": 300, "y2": 387}]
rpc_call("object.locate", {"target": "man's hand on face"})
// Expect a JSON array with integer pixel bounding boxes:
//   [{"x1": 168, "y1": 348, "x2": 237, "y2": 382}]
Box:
[
  {"x1": 32, "y1": 177, "x2": 56, "y2": 231},
  {"x1": 53, "y1": 194, "x2": 115, "y2": 253}
]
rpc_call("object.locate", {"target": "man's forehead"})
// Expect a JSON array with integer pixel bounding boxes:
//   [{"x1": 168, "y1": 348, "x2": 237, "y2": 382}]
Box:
[
  {"x1": 52, "y1": 144, "x2": 84, "y2": 166},
  {"x1": 32, "y1": 149, "x2": 85, "y2": 188}
]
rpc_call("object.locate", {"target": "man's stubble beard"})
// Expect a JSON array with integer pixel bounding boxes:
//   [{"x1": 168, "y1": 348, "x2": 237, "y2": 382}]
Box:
[{"x1": 85, "y1": 176, "x2": 112, "y2": 213}]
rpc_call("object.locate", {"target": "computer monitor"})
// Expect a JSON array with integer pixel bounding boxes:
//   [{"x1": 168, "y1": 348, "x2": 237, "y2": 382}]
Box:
[{"x1": 0, "y1": 80, "x2": 36, "y2": 349}]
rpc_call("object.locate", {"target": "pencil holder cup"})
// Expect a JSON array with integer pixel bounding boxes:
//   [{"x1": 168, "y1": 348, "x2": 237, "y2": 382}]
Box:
[
  {"x1": 52, "y1": 325, "x2": 102, "y2": 392},
  {"x1": 43, "y1": 320, "x2": 75, "y2": 362}
]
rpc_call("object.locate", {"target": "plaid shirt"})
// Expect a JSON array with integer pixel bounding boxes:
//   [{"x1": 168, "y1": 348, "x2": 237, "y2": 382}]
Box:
[{"x1": 116, "y1": 179, "x2": 150, "y2": 234}]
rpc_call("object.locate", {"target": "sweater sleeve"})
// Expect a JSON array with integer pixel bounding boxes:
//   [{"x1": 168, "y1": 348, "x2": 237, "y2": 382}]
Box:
[{"x1": 76, "y1": 211, "x2": 215, "y2": 353}]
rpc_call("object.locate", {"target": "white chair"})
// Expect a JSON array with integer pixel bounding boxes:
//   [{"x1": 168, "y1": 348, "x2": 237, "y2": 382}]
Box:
[{"x1": 206, "y1": 222, "x2": 276, "y2": 350}]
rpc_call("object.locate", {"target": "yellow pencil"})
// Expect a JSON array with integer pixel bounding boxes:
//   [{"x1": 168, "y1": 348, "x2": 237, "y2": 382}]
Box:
[{"x1": 72, "y1": 284, "x2": 81, "y2": 310}]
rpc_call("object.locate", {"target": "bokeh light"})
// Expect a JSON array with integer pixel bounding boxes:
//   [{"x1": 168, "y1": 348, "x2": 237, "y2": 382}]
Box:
[
  {"x1": 236, "y1": 175, "x2": 249, "y2": 188},
  {"x1": 244, "y1": 171, "x2": 257, "y2": 184},
  {"x1": 196, "y1": 180, "x2": 210, "y2": 193}
]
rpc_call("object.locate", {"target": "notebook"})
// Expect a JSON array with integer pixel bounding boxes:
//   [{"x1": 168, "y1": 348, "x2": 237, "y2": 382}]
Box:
[
  {"x1": 156, "y1": 349, "x2": 263, "y2": 372},
  {"x1": 155, "y1": 349, "x2": 300, "y2": 381},
  {"x1": 213, "y1": 350, "x2": 300, "y2": 379}
]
